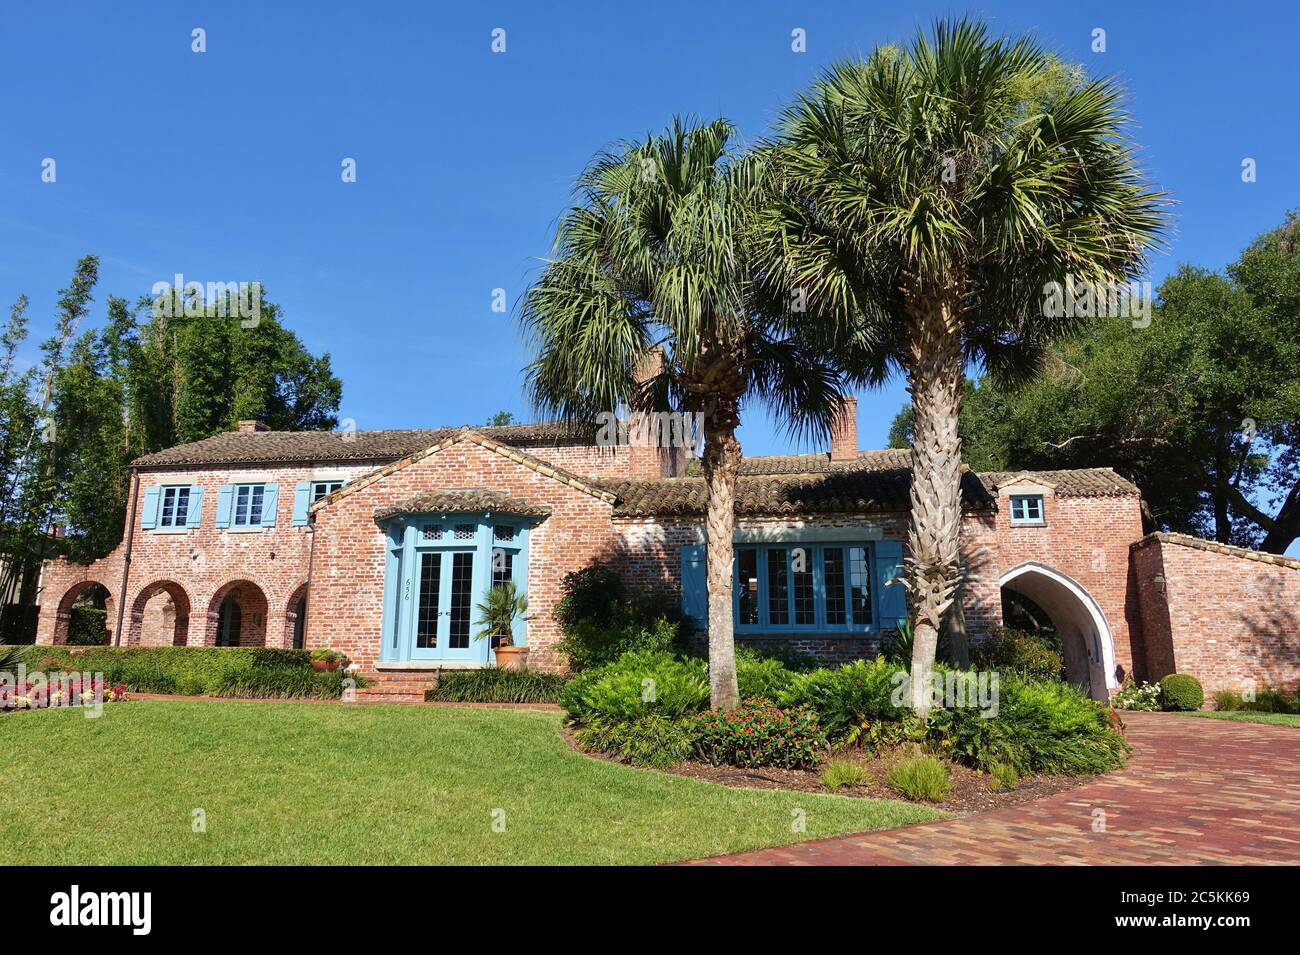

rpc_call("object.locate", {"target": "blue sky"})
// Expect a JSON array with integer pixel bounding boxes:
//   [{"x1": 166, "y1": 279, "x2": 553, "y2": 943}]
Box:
[{"x1": 2, "y1": 0, "x2": 1297, "y2": 457}]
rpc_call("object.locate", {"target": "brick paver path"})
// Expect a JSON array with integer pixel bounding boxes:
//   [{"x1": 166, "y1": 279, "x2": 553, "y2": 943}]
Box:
[{"x1": 689, "y1": 713, "x2": 1300, "y2": 865}]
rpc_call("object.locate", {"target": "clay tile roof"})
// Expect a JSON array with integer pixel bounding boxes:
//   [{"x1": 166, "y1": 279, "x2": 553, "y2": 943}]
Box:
[
  {"x1": 613, "y1": 455, "x2": 1137, "y2": 518},
  {"x1": 606, "y1": 470, "x2": 995, "y2": 518},
  {"x1": 979, "y1": 468, "x2": 1138, "y2": 497},
  {"x1": 684, "y1": 449, "x2": 912, "y2": 476},
  {"x1": 131, "y1": 422, "x2": 598, "y2": 468},
  {"x1": 373, "y1": 489, "x2": 552, "y2": 522}
]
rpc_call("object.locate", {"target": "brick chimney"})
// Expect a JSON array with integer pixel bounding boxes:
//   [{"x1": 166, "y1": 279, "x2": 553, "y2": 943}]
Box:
[
  {"x1": 236, "y1": 419, "x2": 270, "y2": 433},
  {"x1": 829, "y1": 396, "x2": 858, "y2": 461}
]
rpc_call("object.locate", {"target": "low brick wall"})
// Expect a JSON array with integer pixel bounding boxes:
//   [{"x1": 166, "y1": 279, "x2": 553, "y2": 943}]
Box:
[{"x1": 1132, "y1": 533, "x2": 1300, "y2": 695}]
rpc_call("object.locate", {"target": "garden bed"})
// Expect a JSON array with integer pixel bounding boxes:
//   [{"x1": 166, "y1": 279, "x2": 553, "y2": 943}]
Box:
[{"x1": 563, "y1": 724, "x2": 1094, "y2": 814}]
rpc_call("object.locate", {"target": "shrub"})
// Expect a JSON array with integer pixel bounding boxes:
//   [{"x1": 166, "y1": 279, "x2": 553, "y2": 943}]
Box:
[
  {"x1": 988, "y1": 761, "x2": 1019, "y2": 791},
  {"x1": 821, "y1": 759, "x2": 870, "y2": 790},
  {"x1": 1159, "y1": 673, "x2": 1204, "y2": 711},
  {"x1": 1213, "y1": 687, "x2": 1300, "y2": 714},
  {"x1": 777, "y1": 657, "x2": 903, "y2": 744},
  {"x1": 735, "y1": 648, "x2": 796, "y2": 700},
  {"x1": 66, "y1": 607, "x2": 109, "y2": 646},
  {"x1": 1113, "y1": 680, "x2": 1161, "y2": 711},
  {"x1": 574, "y1": 714, "x2": 694, "y2": 768},
  {"x1": 887, "y1": 756, "x2": 950, "y2": 802},
  {"x1": 560, "y1": 651, "x2": 708, "y2": 721},
  {"x1": 553, "y1": 564, "x2": 625, "y2": 630},
  {"x1": 928, "y1": 676, "x2": 1129, "y2": 775},
  {"x1": 426, "y1": 667, "x2": 566, "y2": 703},
  {"x1": 690, "y1": 703, "x2": 826, "y2": 770},
  {"x1": 30, "y1": 646, "x2": 359, "y2": 699},
  {"x1": 970, "y1": 627, "x2": 1063, "y2": 682},
  {"x1": 552, "y1": 564, "x2": 685, "y2": 671},
  {"x1": 556, "y1": 604, "x2": 684, "y2": 672}
]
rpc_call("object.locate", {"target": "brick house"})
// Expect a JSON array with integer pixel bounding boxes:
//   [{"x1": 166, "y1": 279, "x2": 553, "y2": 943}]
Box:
[{"x1": 35, "y1": 404, "x2": 1300, "y2": 702}]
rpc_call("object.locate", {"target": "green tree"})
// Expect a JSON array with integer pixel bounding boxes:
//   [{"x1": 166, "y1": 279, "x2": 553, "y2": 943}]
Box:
[
  {"x1": 903, "y1": 216, "x2": 1300, "y2": 553},
  {"x1": 0, "y1": 256, "x2": 100, "y2": 606},
  {"x1": 0, "y1": 272, "x2": 345, "y2": 570},
  {"x1": 521, "y1": 117, "x2": 847, "y2": 708},
  {"x1": 756, "y1": 19, "x2": 1166, "y2": 717}
]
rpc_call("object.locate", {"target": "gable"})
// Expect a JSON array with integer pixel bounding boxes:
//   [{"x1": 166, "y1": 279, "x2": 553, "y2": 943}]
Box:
[{"x1": 309, "y1": 428, "x2": 617, "y2": 515}]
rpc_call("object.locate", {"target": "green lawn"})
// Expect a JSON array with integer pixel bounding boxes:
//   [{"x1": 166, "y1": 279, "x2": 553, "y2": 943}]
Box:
[
  {"x1": 1173, "y1": 710, "x2": 1300, "y2": 728},
  {"x1": 2, "y1": 700, "x2": 942, "y2": 864}
]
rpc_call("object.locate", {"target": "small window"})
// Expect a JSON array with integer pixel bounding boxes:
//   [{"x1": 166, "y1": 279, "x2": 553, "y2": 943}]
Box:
[
  {"x1": 311, "y1": 480, "x2": 344, "y2": 502},
  {"x1": 157, "y1": 486, "x2": 191, "y2": 528},
  {"x1": 421, "y1": 524, "x2": 443, "y2": 541},
  {"x1": 232, "y1": 484, "x2": 266, "y2": 527},
  {"x1": 1010, "y1": 494, "x2": 1045, "y2": 525},
  {"x1": 454, "y1": 523, "x2": 476, "y2": 539},
  {"x1": 493, "y1": 525, "x2": 516, "y2": 542}
]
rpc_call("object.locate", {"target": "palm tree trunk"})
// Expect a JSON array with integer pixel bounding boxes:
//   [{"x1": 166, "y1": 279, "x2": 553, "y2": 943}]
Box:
[
  {"x1": 701, "y1": 397, "x2": 742, "y2": 710},
  {"x1": 905, "y1": 301, "x2": 964, "y2": 721}
]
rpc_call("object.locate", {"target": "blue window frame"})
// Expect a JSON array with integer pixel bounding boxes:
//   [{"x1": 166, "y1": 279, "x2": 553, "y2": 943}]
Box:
[
  {"x1": 157, "y1": 486, "x2": 191, "y2": 527},
  {"x1": 733, "y1": 543, "x2": 874, "y2": 632},
  {"x1": 232, "y1": 484, "x2": 266, "y2": 526},
  {"x1": 1010, "y1": 494, "x2": 1045, "y2": 525},
  {"x1": 311, "y1": 480, "x2": 344, "y2": 502}
]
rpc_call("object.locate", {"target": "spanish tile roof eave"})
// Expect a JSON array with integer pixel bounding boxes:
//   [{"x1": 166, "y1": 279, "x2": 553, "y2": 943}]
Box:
[{"x1": 373, "y1": 490, "x2": 553, "y2": 522}]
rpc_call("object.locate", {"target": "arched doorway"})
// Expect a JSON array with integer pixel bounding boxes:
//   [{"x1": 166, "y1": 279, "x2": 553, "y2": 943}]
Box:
[
  {"x1": 128, "y1": 580, "x2": 191, "y2": 646},
  {"x1": 285, "y1": 583, "x2": 309, "y2": 650},
  {"x1": 205, "y1": 581, "x2": 269, "y2": 647},
  {"x1": 999, "y1": 562, "x2": 1117, "y2": 701},
  {"x1": 51, "y1": 581, "x2": 115, "y2": 645}
]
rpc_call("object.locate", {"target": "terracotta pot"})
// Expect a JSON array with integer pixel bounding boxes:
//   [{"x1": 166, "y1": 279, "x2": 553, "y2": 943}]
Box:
[
  {"x1": 311, "y1": 659, "x2": 340, "y2": 672},
  {"x1": 494, "y1": 645, "x2": 529, "y2": 670}
]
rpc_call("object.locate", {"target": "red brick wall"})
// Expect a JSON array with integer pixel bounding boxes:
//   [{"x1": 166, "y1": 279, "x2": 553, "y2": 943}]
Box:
[
  {"x1": 1132, "y1": 534, "x2": 1300, "y2": 694},
  {"x1": 307, "y1": 439, "x2": 615, "y2": 672},
  {"x1": 37, "y1": 461, "x2": 376, "y2": 648}
]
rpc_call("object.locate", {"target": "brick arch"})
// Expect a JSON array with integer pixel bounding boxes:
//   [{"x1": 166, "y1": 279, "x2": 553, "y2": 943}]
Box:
[
  {"x1": 127, "y1": 580, "x2": 192, "y2": 647},
  {"x1": 999, "y1": 561, "x2": 1117, "y2": 701},
  {"x1": 283, "y1": 582, "x2": 310, "y2": 650},
  {"x1": 204, "y1": 579, "x2": 270, "y2": 647},
  {"x1": 50, "y1": 581, "x2": 116, "y2": 645}
]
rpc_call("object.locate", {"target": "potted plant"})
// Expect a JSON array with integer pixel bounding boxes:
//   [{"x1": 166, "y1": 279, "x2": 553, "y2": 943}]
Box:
[
  {"x1": 311, "y1": 648, "x2": 348, "y2": 672},
  {"x1": 474, "y1": 581, "x2": 534, "y2": 669}
]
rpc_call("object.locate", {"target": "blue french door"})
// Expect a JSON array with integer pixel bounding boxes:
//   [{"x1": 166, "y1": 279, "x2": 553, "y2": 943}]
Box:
[{"x1": 407, "y1": 548, "x2": 477, "y2": 662}]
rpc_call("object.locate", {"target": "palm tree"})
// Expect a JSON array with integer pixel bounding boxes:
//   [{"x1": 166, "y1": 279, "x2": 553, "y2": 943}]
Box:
[
  {"x1": 756, "y1": 19, "x2": 1167, "y2": 718},
  {"x1": 520, "y1": 118, "x2": 847, "y2": 709}
]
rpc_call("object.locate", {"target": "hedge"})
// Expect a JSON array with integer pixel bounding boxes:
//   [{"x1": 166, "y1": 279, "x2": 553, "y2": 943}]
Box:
[
  {"x1": 67, "y1": 607, "x2": 109, "y2": 646},
  {"x1": 425, "y1": 667, "x2": 566, "y2": 703},
  {"x1": 31, "y1": 646, "x2": 359, "y2": 699}
]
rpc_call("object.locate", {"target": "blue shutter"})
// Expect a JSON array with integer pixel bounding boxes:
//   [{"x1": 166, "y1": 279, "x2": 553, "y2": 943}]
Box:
[
  {"x1": 680, "y1": 544, "x2": 706, "y2": 631},
  {"x1": 185, "y1": 486, "x2": 204, "y2": 528},
  {"x1": 260, "y1": 483, "x2": 279, "y2": 527},
  {"x1": 140, "y1": 486, "x2": 161, "y2": 529},
  {"x1": 215, "y1": 485, "x2": 234, "y2": 528},
  {"x1": 292, "y1": 482, "x2": 311, "y2": 526},
  {"x1": 874, "y1": 540, "x2": 907, "y2": 629}
]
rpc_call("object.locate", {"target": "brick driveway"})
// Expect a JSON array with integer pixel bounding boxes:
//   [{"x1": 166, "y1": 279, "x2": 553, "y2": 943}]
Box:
[{"x1": 689, "y1": 713, "x2": 1300, "y2": 865}]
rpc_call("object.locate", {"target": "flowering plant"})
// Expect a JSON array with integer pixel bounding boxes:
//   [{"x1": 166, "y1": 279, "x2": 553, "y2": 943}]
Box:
[
  {"x1": 1113, "y1": 680, "x2": 1161, "y2": 711},
  {"x1": 691, "y1": 702, "x2": 826, "y2": 769}
]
